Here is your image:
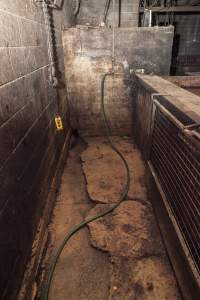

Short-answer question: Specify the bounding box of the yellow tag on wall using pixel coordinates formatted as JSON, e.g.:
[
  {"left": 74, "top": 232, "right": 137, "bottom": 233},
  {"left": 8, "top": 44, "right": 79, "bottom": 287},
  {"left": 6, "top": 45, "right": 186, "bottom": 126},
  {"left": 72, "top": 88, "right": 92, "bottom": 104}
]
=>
[{"left": 55, "top": 116, "right": 64, "bottom": 131}]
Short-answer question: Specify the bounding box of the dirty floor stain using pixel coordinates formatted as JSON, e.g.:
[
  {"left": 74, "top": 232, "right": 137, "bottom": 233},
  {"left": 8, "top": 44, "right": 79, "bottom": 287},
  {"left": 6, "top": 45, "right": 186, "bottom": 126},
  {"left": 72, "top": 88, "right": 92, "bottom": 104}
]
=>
[{"left": 43, "top": 136, "right": 181, "bottom": 300}]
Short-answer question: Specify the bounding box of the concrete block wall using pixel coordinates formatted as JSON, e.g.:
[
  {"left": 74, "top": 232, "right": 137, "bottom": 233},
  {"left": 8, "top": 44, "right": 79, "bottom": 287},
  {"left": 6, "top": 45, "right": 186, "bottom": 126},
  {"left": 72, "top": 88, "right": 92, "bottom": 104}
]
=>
[
  {"left": 77, "top": 0, "right": 139, "bottom": 27},
  {"left": 0, "top": 1, "right": 74, "bottom": 299}
]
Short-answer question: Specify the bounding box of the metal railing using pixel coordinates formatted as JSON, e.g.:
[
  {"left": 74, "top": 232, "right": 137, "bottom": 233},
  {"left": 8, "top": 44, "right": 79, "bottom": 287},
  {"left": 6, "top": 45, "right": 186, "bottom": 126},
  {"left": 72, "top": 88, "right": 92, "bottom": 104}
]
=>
[{"left": 149, "top": 99, "right": 200, "bottom": 274}]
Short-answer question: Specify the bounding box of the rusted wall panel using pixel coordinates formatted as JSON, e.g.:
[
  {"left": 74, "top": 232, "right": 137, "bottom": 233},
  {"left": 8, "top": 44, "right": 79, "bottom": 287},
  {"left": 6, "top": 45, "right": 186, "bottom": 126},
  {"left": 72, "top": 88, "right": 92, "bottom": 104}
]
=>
[{"left": 63, "top": 26, "right": 174, "bottom": 136}]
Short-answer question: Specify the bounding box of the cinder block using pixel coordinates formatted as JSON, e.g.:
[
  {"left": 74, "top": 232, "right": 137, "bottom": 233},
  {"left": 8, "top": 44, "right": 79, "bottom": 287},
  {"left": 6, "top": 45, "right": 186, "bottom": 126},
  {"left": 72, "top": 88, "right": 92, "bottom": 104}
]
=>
[
  {"left": 0, "top": 48, "right": 15, "bottom": 86},
  {"left": 23, "top": 47, "right": 37, "bottom": 74},
  {"left": 0, "top": 119, "right": 14, "bottom": 167},
  {"left": 8, "top": 48, "right": 27, "bottom": 79},
  {"left": 19, "top": 18, "right": 45, "bottom": 47},
  {"left": 22, "top": 46, "right": 49, "bottom": 75},
  {"left": 0, "top": 10, "right": 21, "bottom": 47},
  {"left": 0, "top": 76, "right": 29, "bottom": 125},
  {"left": 34, "top": 46, "right": 49, "bottom": 68},
  {"left": 29, "top": 69, "right": 48, "bottom": 114},
  {"left": 0, "top": 0, "right": 18, "bottom": 14}
]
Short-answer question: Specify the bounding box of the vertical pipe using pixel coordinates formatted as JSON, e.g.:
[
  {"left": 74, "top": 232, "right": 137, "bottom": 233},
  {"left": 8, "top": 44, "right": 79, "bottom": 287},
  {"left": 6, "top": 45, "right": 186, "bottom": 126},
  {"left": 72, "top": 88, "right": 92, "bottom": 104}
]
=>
[
  {"left": 112, "top": 0, "right": 116, "bottom": 72},
  {"left": 149, "top": 9, "right": 152, "bottom": 27},
  {"left": 118, "top": 0, "right": 121, "bottom": 27},
  {"left": 103, "top": 0, "right": 111, "bottom": 24}
]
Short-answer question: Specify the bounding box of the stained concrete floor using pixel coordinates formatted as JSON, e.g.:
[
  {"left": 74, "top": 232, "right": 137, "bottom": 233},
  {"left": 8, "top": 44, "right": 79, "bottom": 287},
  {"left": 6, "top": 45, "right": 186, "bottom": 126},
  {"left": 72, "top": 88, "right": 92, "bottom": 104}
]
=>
[{"left": 43, "top": 136, "right": 181, "bottom": 300}]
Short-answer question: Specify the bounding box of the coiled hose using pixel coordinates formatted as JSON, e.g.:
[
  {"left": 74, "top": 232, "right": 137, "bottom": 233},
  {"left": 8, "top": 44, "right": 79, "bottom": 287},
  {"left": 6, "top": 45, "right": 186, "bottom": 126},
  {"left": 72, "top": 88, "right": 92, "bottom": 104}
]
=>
[{"left": 42, "top": 72, "right": 131, "bottom": 300}]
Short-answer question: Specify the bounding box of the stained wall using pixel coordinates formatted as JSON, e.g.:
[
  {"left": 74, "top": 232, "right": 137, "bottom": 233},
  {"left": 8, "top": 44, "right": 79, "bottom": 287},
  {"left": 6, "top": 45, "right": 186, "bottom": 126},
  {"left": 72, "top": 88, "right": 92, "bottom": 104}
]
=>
[{"left": 0, "top": 1, "right": 74, "bottom": 298}]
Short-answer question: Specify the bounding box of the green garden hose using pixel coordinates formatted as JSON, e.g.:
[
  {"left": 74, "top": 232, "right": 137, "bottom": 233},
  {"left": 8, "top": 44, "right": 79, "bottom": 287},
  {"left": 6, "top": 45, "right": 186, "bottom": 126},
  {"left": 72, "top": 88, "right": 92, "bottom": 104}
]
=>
[{"left": 42, "top": 72, "right": 131, "bottom": 300}]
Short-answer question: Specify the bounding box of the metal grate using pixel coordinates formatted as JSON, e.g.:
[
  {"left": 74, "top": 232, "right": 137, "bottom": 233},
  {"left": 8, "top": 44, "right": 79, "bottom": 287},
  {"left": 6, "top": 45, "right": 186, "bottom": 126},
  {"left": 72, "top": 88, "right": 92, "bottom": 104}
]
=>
[{"left": 150, "top": 106, "right": 200, "bottom": 274}]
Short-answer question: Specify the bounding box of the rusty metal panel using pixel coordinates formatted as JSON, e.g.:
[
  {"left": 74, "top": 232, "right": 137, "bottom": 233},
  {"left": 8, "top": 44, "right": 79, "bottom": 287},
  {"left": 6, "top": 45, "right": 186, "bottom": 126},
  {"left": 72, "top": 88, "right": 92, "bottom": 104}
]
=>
[{"left": 63, "top": 27, "right": 174, "bottom": 136}]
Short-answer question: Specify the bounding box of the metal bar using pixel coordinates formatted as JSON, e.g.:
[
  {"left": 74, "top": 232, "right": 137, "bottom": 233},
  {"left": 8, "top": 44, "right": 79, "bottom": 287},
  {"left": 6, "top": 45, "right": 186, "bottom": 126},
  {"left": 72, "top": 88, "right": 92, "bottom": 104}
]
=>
[
  {"left": 151, "top": 144, "right": 200, "bottom": 262},
  {"left": 149, "top": 106, "right": 200, "bottom": 275},
  {"left": 118, "top": 0, "right": 121, "bottom": 27},
  {"left": 153, "top": 98, "right": 200, "bottom": 140},
  {"left": 148, "top": 161, "right": 200, "bottom": 282},
  {"left": 153, "top": 99, "right": 185, "bottom": 130},
  {"left": 152, "top": 130, "right": 200, "bottom": 215}
]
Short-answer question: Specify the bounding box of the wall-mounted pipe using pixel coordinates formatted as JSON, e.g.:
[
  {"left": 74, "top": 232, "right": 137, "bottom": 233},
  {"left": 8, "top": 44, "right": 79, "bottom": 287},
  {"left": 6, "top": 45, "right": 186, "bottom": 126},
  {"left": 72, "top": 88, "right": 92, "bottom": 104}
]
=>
[
  {"left": 42, "top": 1, "right": 58, "bottom": 87},
  {"left": 118, "top": 0, "right": 121, "bottom": 27},
  {"left": 73, "top": 0, "right": 82, "bottom": 17},
  {"left": 103, "top": 0, "right": 112, "bottom": 24},
  {"left": 103, "top": 0, "right": 122, "bottom": 28}
]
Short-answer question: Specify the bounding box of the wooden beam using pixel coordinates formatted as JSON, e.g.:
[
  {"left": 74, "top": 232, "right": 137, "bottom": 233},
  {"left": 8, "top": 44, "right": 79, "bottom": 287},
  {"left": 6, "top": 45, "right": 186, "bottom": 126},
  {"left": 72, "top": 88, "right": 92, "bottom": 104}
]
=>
[{"left": 139, "top": 6, "right": 200, "bottom": 13}]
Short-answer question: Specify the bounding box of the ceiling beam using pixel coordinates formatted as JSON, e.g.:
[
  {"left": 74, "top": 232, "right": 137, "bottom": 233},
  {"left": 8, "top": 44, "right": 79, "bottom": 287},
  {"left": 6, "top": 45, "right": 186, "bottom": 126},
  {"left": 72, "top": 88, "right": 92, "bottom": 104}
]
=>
[{"left": 139, "top": 6, "right": 200, "bottom": 13}]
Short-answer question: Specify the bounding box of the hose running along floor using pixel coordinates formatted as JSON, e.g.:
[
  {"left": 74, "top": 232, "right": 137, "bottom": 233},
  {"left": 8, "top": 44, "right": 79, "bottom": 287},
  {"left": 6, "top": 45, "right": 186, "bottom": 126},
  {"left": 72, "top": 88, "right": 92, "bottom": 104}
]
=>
[{"left": 39, "top": 136, "right": 182, "bottom": 300}]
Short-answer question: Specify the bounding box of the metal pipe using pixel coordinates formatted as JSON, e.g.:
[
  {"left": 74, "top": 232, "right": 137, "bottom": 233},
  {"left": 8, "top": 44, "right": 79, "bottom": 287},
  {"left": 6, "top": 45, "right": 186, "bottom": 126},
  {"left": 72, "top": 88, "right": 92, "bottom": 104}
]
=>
[
  {"left": 42, "top": 0, "right": 59, "bottom": 87},
  {"left": 112, "top": 0, "right": 116, "bottom": 72},
  {"left": 118, "top": 0, "right": 121, "bottom": 27},
  {"left": 103, "top": 0, "right": 112, "bottom": 24},
  {"left": 73, "top": 0, "right": 81, "bottom": 17}
]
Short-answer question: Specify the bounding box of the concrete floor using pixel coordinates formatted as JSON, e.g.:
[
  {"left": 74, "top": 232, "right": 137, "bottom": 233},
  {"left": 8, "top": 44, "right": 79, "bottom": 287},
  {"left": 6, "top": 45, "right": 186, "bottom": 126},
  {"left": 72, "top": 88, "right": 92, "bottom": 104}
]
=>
[{"left": 43, "top": 136, "right": 181, "bottom": 300}]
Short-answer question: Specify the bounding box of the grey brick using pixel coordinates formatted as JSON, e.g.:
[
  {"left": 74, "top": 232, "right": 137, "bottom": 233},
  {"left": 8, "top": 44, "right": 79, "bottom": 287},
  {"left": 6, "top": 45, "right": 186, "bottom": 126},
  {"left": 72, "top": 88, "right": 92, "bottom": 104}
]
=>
[
  {"left": 0, "top": 10, "right": 21, "bottom": 47},
  {"left": 19, "top": 18, "right": 46, "bottom": 47},
  {"left": 0, "top": 48, "right": 15, "bottom": 86},
  {"left": 0, "top": 76, "right": 29, "bottom": 125}
]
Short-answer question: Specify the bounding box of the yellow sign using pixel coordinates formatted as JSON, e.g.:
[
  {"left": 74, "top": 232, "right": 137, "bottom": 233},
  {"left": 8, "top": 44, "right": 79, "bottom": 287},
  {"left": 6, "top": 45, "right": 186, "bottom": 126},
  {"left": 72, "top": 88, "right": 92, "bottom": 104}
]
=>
[{"left": 55, "top": 116, "right": 64, "bottom": 131}]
